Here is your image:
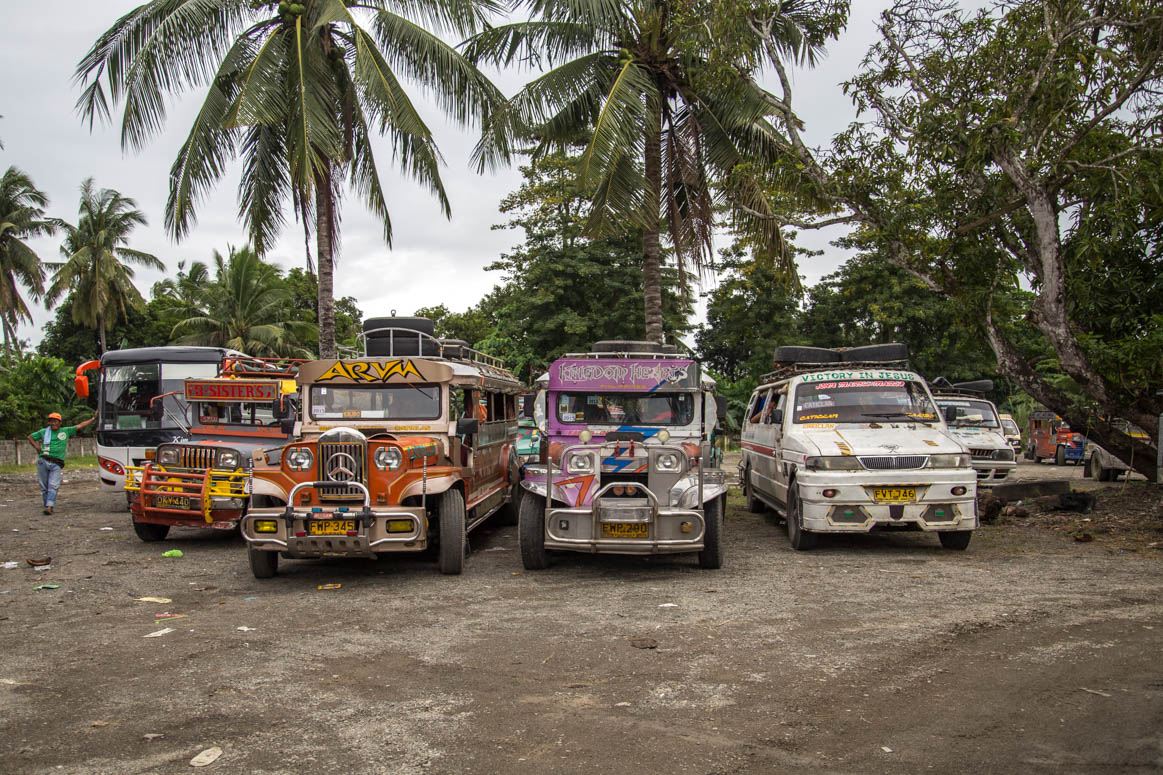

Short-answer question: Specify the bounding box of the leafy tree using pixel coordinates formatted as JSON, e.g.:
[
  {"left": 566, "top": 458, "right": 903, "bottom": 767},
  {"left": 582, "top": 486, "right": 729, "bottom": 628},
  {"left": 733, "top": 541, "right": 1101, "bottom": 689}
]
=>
[
  {"left": 414, "top": 304, "right": 495, "bottom": 346},
  {"left": 476, "top": 147, "right": 693, "bottom": 382},
  {"left": 738, "top": 0, "right": 1163, "bottom": 478},
  {"left": 171, "top": 246, "right": 317, "bottom": 357},
  {"left": 46, "top": 179, "right": 163, "bottom": 354},
  {"left": 282, "top": 268, "right": 362, "bottom": 351},
  {"left": 0, "top": 167, "right": 54, "bottom": 349},
  {"left": 466, "top": 0, "right": 840, "bottom": 342},
  {"left": 37, "top": 295, "right": 163, "bottom": 367},
  {"left": 76, "top": 0, "right": 505, "bottom": 359},
  {"left": 0, "top": 350, "right": 91, "bottom": 438}
]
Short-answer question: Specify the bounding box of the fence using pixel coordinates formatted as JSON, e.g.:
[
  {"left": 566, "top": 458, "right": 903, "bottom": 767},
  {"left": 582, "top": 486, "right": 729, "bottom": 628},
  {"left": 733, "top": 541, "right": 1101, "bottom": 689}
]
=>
[{"left": 0, "top": 437, "right": 98, "bottom": 466}]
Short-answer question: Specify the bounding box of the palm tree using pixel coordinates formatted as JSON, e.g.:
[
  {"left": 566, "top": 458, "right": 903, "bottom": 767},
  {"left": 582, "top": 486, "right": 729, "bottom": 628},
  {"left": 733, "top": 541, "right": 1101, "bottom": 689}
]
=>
[
  {"left": 46, "top": 179, "right": 164, "bottom": 353},
  {"left": 75, "top": 0, "right": 505, "bottom": 358},
  {"left": 467, "top": 0, "right": 828, "bottom": 342},
  {"left": 171, "top": 246, "right": 317, "bottom": 357},
  {"left": 0, "top": 167, "right": 53, "bottom": 350}
]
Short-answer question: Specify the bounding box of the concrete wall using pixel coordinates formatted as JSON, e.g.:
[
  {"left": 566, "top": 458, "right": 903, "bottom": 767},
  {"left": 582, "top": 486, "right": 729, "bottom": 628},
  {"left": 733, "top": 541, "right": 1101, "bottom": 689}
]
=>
[{"left": 0, "top": 437, "right": 98, "bottom": 466}]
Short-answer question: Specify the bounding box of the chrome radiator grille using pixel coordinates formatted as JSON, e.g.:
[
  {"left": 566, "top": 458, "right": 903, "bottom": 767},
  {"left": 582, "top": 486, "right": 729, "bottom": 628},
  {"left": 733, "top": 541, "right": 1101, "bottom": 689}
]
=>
[
  {"left": 176, "top": 446, "right": 214, "bottom": 470},
  {"left": 318, "top": 441, "right": 366, "bottom": 500},
  {"left": 858, "top": 455, "right": 928, "bottom": 470}
]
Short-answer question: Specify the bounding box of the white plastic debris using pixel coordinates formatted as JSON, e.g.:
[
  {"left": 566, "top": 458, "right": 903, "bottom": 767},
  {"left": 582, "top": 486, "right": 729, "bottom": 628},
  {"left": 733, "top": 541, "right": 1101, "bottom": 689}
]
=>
[
  {"left": 236, "top": 626, "right": 256, "bottom": 632},
  {"left": 190, "top": 746, "right": 223, "bottom": 766},
  {"left": 143, "top": 628, "right": 174, "bottom": 638}
]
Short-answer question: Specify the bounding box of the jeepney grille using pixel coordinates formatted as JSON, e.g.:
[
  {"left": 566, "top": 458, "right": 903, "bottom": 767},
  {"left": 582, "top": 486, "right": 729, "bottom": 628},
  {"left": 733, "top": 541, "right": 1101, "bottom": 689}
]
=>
[
  {"left": 858, "top": 455, "right": 928, "bottom": 470},
  {"left": 176, "top": 446, "right": 214, "bottom": 470},
  {"left": 969, "top": 448, "right": 993, "bottom": 459},
  {"left": 318, "top": 441, "right": 365, "bottom": 500},
  {"left": 599, "top": 472, "right": 651, "bottom": 498}
]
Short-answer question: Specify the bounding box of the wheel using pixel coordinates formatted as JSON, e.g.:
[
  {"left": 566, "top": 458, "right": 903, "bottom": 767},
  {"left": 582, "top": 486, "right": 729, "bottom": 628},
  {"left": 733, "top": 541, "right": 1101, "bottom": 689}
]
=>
[
  {"left": 1090, "top": 454, "right": 1111, "bottom": 482},
  {"left": 744, "top": 467, "right": 765, "bottom": 513},
  {"left": 785, "top": 483, "right": 817, "bottom": 550},
  {"left": 1023, "top": 444, "right": 1034, "bottom": 461},
  {"left": 698, "top": 495, "right": 724, "bottom": 569},
  {"left": 773, "top": 346, "right": 840, "bottom": 365},
  {"left": 495, "top": 461, "right": 520, "bottom": 526},
  {"left": 248, "top": 544, "right": 278, "bottom": 578},
  {"left": 132, "top": 520, "right": 169, "bottom": 542},
  {"left": 839, "top": 343, "right": 909, "bottom": 363},
  {"left": 938, "top": 530, "right": 973, "bottom": 550},
  {"left": 518, "top": 492, "right": 549, "bottom": 570},
  {"left": 437, "top": 488, "right": 466, "bottom": 575},
  {"left": 1054, "top": 446, "right": 1066, "bottom": 466}
]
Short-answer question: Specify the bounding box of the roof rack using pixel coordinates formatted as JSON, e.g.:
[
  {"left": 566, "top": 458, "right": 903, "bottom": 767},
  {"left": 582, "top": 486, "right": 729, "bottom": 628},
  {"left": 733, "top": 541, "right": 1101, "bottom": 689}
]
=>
[
  {"left": 220, "top": 356, "right": 307, "bottom": 379},
  {"left": 563, "top": 350, "right": 690, "bottom": 361},
  {"left": 358, "top": 325, "right": 508, "bottom": 370},
  {"left": 760, "top": 359, "right": 910, "bottom": 384},
  {"left": 929, "top": 377, "right": 994, "bottom": 397}
]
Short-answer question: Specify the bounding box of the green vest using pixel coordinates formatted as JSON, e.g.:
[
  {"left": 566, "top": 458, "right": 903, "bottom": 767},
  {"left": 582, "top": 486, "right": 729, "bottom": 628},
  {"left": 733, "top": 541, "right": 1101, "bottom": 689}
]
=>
[{"left": 40, "top": 425, "right": 77, "bottom": 460}]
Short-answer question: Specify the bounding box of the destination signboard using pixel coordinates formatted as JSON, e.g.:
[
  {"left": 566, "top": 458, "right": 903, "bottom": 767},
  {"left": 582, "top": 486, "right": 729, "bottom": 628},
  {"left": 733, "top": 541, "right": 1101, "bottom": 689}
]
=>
[{"left": 185, "top": 379, "right": 279, "bottom": 402}]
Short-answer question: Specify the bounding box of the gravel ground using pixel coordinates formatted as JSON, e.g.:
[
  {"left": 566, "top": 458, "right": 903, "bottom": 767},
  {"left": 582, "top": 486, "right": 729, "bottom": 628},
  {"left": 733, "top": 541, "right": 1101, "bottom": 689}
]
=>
[{"left": 1, "top": 461, "right": 1161, "bottom": 774}]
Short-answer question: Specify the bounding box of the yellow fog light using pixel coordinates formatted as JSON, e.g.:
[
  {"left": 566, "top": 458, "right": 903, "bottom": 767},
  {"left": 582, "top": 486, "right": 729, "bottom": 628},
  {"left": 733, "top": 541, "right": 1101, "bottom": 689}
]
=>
[
  {"left": 657, "top": 429, "right": 670, "bottom": 443},
  {"left": 579, "top": 429, "right": 593, "bottom": 443},
  {"left": 254, "top": 520, "right": 278, "bottom": 533},
  {"left": 680, "top": 521, "right": 693, "bottom": 534},
  {"left": 387, "top": 519, "right": 413, "bottom": 533}
]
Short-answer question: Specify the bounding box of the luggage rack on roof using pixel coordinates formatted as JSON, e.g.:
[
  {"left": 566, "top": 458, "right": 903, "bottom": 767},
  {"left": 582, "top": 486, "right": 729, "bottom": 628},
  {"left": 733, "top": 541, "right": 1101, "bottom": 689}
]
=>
[
  {"left": 563, "top": 350, "right": 688, "bottom": 361},
  {"left": 760, "top": 360, "right": 910, "bottom": 383},
  {"left": 220, "top": 356, "right": 306, "bottom": 379},
  {"left": 929, "top": 377, "right": 994, "bottom": 398},
  {"left": 358, "top": 325, "right": 508, "bottom": 370}
]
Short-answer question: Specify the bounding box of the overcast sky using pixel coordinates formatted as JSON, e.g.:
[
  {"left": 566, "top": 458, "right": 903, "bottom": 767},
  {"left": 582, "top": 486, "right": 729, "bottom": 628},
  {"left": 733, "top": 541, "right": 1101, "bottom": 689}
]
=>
[{"left": 0, "top": 1, "right": 895, "bottom": 348}]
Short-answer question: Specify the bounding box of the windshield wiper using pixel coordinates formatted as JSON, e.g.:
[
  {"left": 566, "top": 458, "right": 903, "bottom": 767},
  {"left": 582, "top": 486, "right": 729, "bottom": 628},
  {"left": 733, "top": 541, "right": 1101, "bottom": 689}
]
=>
[{"left": 861, "top": 412, "right": 937, "bottom": 424}]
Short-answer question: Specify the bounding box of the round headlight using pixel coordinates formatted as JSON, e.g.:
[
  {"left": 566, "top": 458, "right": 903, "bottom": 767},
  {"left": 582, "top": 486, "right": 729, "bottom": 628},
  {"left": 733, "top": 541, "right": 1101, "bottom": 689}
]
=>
[
  {"left": 374, "top": 446, "right": 403, "bottom": 471},
  {"left": 657, "top": 429, "right": 671, "bottom": 443},
  {"left": 656, "top": 452, "right": 680, "bottom": 472},
  {"left": 578, "top": 429, "right": 593, "bottom": 443},
  {"left": 286, "top": 447, "right": 313, "bottom": 471},
  {"left": 158, "top": 447, "right": 179, "bottom": 466},
  {"left": 216, "top": 449, "right": 241, "bottom": 469}
]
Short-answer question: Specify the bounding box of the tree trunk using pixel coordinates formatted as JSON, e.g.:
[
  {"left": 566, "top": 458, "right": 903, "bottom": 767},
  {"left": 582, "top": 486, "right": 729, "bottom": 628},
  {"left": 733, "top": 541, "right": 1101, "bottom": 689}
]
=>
[
  {"left": 98, "top": 316, "right": 107, "bottom": 354},
  {"left": 642, "top": 104, "right": 664, "bottom": 343},
  {"left": 315, "top": 162, "right": 337, "bottom": 360}
]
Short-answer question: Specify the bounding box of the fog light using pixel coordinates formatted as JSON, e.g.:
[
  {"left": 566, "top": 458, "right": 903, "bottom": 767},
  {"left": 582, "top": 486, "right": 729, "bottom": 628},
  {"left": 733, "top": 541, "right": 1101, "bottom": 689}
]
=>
[
  {"left": 680, "top": 521, "right": 692, "bottom": 534},
  {"left": 579, "top": 430, "right": 593, "bottom": 443},
  {"left": 613, "top": 485, "right": 624, "bottom": 495},
  {"left": 626, "top": 486, "right": 637, "bottom": 496},
  {"left": 822, "top": 488, "right": 837, "bottom": 498},
  {"left": 254, "top": 520, "right": 278, "bottom": 533},
  {"left": 295, "top": 530, "right": 306, "bottom": 537},
  {"left": 657, "top": 429, "right": 670, "bottom": 443},
  {"left": 951, "top": 486, "right": 967, "bottom": 496},
  {"left": 346, "top": 530, "right": 358, "bottom": 536},
  {"left": 387, "top": 519, "right": 412, "bottom": 533}
]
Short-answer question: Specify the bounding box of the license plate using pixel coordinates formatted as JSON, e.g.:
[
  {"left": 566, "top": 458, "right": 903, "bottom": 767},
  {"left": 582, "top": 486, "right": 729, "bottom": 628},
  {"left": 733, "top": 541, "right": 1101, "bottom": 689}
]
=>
[
  {"left": 600, "top": 522, "right": 649, "bottom": 539},
  {"left": 872, "top": 487, "right": 917, "bottom": 504},
  {"left": 308, "top": 519, "right": 355, "bottom": 536},
  {"left": 155, "top": 494, "right": 191, "bottom": 509}
]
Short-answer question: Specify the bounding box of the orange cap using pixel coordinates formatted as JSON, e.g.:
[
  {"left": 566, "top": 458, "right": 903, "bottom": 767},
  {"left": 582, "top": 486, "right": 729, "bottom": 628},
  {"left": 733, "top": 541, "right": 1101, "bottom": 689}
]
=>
[{"left": 47, "top": 412, "right": 63, "bottom": 421}]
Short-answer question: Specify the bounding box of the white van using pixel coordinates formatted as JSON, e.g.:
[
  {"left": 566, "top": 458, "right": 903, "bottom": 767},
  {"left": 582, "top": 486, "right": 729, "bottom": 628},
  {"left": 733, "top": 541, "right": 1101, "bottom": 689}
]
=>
[
  {"left": 931, "top": 380, "right": 1017, "bottom": 484},
  {"left": 739, "top": 345, "right": 978, "bottom": 551}
]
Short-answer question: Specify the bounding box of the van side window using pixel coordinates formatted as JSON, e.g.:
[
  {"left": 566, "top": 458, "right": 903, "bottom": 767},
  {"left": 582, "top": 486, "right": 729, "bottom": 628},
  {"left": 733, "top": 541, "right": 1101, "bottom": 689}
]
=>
[
  {"left": 749, "top": 391, "right": 768, "bottom": 424},
  {"left": 766, "top": 388, "right": 787, "bottom": 424}
]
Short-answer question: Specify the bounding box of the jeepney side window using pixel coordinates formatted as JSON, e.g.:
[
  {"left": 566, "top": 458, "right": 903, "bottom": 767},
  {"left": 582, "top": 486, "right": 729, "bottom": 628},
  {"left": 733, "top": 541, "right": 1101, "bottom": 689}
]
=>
[
  {"left": 749, "top": 390, "right": 769, "bottom": 424},
  {"left": 766, "top": 388, "right": 787, "bottom": 425},
  {"left": 450, "top": 387, "right": 465, "bottom": 420}
]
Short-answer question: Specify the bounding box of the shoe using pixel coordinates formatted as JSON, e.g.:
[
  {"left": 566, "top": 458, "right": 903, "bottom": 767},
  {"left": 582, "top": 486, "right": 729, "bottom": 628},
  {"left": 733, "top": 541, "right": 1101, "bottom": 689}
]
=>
[{"left": 43, "top": 507, "right": 52, "bottom": 515}]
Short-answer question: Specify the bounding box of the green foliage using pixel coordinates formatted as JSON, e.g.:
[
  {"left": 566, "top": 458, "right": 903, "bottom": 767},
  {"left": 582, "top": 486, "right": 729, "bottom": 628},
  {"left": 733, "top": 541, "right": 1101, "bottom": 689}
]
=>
[
  {"left": 169, "top": 246, "right": 317, "bottom": 357},
  {"left": 0, "top": 167, "right": 53, "bottom": 347},
  {"left": 0, "top": 350, "right": 91, "bottom": 438},
  {"left": 76, "top": 0, "right": 504, "bottom": 357},
  {"left": 281, "top": 268, "right": 361, "bottom": 350},
  {"left": 46, "top": 179, "right": 163, "bottom": 353}
]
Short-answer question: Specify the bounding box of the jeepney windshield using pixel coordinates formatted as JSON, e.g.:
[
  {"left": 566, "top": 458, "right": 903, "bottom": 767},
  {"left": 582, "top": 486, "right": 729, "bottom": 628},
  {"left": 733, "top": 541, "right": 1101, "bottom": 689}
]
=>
[
  {"left": 936, "top": 398, "right": 1001, "bottom": 429},
  {"left": 309, "top": 384, "right": 441, "bottom": 420},
  {"left": 101, "top": 362, "right": 219, "bottom": 430},
  {"left": 555, "top": 391, "right": 694, "bottom": 426},
  {"left": 792, "top": 379, "right": 938, "bottom": 424}
]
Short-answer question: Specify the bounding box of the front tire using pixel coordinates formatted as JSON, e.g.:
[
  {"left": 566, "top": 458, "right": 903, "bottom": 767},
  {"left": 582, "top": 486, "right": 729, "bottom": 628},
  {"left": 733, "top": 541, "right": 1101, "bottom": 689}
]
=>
[
  {"left": 438, "top": 488, "right": 466, "bottom": 575},
  {"left": 785, "top": 483, "right": 817, "bottom": 550},
  {"left": 744, "top": 467, "right": 765, "bottom": 514},
  {"left": 518, "top": 492, "right": 549, "bottom": 570},
  {"left": 248, "top": 545, "right": 278, "bottom": 578},
  {"left": 938, "top": 530, "right": 973, "bottom": 550},
  {"left": 1055, "top": 446, "right": 1066, "bottom": 466},
  {"left": 698, "top": 495, "right": 724, "bottom": 569},
  {"left": 132, "top": 520, "right": 169, "bottom": 542}
]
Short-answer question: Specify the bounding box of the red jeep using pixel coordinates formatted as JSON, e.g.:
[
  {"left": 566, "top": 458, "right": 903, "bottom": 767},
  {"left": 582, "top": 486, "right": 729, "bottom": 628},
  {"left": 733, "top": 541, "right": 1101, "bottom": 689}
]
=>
[{"left": 1025, "top": 411, "right": 1086, "bottom": 465}]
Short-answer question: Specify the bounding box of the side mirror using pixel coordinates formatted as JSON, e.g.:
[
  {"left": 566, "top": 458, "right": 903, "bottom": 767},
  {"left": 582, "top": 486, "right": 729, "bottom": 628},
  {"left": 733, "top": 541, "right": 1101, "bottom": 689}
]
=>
[
  {"left": 714, "top": 395, "right": 728, "bottom": 422},
  {"left": 522, "top": 394, "right": 535, "bottom": 418},
  {"left": 74, "top": 375, "right": 90, "bottom": 399},
  {"left": 456, "top": 417, "right": 479, "bottom": 436},
  {"left": 943, "top": 406, "right": 958, "bottom": 424},
  {"left": 151, "top": 399, "right": 165, "bottom": 421},
  {"left": 279, "top": 417, "right": 295, "bottom": 435},
  {"left": 771, "top": 408, "right": 783, "bottom": 425}
]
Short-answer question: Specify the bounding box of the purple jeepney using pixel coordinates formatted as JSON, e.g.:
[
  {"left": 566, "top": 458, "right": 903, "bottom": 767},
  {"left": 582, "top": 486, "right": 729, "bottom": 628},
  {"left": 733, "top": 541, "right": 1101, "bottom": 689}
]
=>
[{"left": 518, "top": 341, "right": 727, "bottom": 569}]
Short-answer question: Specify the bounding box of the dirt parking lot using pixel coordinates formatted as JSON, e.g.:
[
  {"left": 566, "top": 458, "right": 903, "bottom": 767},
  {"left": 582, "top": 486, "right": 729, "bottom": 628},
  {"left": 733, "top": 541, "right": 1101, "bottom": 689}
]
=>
[{"left": 2, "top": 460, "right": 1161, "bottom": 774}]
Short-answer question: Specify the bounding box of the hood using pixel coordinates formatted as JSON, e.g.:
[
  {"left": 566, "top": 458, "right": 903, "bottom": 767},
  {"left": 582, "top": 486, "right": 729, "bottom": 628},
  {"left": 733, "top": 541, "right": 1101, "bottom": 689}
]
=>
[
  {"left": 798, "top": 425, "right": 965, "bottom": 457},
  {"left": 946, "top": 426, "right": 1008, "bottom": 448}
]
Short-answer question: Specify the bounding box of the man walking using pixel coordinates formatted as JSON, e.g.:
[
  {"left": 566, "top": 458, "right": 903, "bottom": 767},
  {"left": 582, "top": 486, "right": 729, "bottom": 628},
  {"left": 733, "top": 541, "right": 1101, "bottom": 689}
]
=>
[{"left": 28, "top": 411, "right": 95, "bottom": 515}]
